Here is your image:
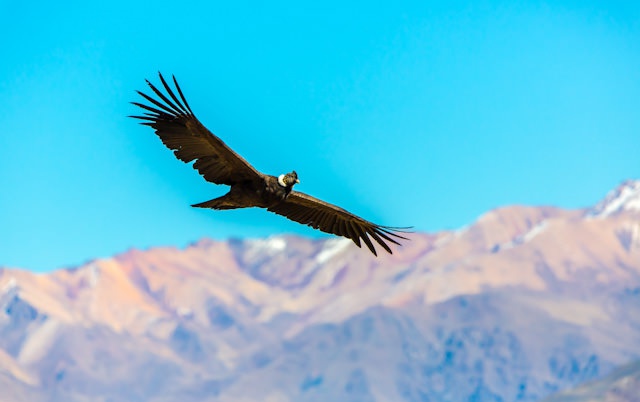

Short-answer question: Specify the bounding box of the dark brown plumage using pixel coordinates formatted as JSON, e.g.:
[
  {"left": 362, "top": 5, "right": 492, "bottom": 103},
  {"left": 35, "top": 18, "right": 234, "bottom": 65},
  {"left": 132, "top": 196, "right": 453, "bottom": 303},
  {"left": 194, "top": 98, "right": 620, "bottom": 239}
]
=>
[{"left": 131, "top": 73, "right": 409, "bottom": 256}]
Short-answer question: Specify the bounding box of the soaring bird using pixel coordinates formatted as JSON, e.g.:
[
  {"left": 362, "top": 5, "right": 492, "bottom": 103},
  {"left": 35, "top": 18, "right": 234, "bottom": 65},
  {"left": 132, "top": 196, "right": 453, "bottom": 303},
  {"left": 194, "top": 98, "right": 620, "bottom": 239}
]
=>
[{"left": 131, "top": 73, "right": 409, "bottom": 256}]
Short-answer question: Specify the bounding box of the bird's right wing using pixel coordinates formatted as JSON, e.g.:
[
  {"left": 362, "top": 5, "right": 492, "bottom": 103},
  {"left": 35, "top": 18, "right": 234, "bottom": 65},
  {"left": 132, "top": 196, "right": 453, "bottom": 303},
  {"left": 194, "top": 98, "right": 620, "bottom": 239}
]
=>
[
  {"left": 130, "top": 73, "right": 261, "bottom": 186},
  {"left": 268, "top": 191, "right": 410, "bottom": 256}
]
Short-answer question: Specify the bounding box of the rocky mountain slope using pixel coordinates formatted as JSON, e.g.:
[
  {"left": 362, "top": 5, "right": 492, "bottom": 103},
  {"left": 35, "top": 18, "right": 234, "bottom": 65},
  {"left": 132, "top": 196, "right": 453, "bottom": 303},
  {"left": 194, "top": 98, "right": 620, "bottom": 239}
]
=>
[
  {"left": 1, "top": 180, "right": 639, "bottom": 401},
  {"left": 542, "top": 359, "right": 640, "bottom": 402}
]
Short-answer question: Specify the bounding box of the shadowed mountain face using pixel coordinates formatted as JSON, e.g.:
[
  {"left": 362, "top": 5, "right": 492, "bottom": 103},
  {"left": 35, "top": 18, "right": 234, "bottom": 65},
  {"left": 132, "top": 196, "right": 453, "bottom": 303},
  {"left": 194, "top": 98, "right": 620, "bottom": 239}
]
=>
[
  {"left": 542, "top": 360, "right": 640, "bottom": 402},
  {"left": 1, "top": 180, "right": 640, "bottom": 401}
]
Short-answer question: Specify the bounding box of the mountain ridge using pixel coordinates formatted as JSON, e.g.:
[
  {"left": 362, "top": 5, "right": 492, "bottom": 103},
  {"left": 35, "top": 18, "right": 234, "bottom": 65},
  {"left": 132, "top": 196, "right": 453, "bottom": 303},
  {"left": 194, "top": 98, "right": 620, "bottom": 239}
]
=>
[{"left": 1, "top": 180, "right": 639, "bottom": 401}]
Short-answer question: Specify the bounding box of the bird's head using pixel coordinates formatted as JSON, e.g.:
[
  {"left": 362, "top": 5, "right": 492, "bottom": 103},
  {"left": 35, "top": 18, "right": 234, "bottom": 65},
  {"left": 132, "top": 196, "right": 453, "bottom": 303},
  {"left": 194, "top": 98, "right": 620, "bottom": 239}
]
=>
[{"left": 278, "top": 171, "right": 300, "bottom": 188}]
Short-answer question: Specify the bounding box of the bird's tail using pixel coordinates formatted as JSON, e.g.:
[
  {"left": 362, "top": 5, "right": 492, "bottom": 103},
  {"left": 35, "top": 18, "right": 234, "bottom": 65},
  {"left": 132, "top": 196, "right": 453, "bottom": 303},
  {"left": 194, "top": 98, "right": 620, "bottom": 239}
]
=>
[{"left": 192, "top": 195, "right": 242, "bottom": 210}]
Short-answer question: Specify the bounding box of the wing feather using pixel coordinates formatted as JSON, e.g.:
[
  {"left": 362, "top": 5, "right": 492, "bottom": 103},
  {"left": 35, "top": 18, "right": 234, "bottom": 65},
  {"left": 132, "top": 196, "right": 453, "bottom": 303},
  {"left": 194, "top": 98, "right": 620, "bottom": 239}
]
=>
[
  {"left": 130, "top": 72, "right": 261, "bottom": 186},
  {"left": 346, "top": 221, "right": 365, "bottom": 250},
  {"left": 172, "top": 75, "right": 195, "bottom": 114},
  {"left": 268, "top": 191, "right": 410, "bottom": 255},
  {"left": 159, "top": 74, "right": 188, "bottom": 112},
  {"left": 374, "top": 227, "right": 402, "bottom": 245},
  {"left": 145, "top": 82, "right": 182, "bottom": 113}
]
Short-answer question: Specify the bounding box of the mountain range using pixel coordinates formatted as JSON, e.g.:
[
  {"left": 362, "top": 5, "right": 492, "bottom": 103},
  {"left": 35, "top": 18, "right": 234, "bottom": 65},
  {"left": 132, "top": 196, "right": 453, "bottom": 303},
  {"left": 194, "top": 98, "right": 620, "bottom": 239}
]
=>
[{"left": 1, "top": 180, "right": 640, "bottom": 401}]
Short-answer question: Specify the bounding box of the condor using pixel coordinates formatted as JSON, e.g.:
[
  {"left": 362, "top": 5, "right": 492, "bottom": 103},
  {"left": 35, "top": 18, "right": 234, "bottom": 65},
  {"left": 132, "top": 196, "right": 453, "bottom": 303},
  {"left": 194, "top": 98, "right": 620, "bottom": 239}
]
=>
[{"left": 131, "top": 73, "right": 409, "bottom": 256}]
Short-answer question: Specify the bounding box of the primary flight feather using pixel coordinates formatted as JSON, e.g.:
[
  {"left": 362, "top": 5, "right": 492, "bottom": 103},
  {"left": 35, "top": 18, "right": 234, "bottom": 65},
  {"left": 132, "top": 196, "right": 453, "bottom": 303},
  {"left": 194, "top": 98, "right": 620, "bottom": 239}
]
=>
[{"left": 131, "top": 73, "right": 409, "bottom": 256}]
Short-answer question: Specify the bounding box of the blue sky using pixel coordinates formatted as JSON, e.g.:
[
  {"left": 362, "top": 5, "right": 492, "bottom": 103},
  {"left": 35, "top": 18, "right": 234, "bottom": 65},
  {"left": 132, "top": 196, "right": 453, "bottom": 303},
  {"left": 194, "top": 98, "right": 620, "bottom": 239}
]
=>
[{"left": 1, "top": 1, "right": 638, "bottom": 271}]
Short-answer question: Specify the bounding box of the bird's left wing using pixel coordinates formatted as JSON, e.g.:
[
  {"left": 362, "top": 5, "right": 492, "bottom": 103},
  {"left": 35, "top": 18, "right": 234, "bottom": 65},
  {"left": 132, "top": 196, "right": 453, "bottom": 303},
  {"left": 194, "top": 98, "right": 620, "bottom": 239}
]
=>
[
  {"left": 130, "top": 73, "right": 262, "bottom": 186},
  {"left": 268, "top": 191, "right": 410, "bottom": 256}
]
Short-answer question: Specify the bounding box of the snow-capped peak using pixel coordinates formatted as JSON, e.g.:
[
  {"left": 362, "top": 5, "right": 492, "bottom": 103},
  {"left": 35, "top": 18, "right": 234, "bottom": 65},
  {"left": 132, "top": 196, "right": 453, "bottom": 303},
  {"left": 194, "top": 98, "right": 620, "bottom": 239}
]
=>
[{"left": 587, "top": 180, "right": 640, "bottom": 217}]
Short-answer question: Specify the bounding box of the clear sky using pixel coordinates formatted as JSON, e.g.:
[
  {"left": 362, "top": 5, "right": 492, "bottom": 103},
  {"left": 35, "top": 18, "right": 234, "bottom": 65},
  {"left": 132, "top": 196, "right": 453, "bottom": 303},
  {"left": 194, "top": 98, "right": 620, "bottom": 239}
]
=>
[{"left": 1, "top": 1, "right": 638, "bottom": 271}]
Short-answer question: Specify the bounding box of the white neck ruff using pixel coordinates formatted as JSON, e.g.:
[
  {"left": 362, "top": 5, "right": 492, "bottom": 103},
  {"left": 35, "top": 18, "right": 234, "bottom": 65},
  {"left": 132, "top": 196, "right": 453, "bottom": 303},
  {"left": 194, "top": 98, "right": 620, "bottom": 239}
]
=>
[{"left": 278, "top": 174, "right": 286, "bottom": 187}]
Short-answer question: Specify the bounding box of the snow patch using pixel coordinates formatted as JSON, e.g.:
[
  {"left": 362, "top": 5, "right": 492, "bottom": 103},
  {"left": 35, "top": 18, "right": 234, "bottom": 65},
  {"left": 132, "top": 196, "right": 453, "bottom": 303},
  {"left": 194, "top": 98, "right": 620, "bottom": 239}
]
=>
[
  {"left": 246, "top": 236, "right": 287, "bottom": 256},
  {"left": 588, "top": 180, "right": 640, "bottom": 217},
  {"left": 521, "top": 221, "right": 548, "bottom": 243},
  {"left": 2, "top": 277, "right": 17, "bottom": 294},
  {"left": 1, "top": 277, "right": 19, "bottom": 312},
  {"left": 618, "top": 222, "right": 640, "bottom": 251},
  {"left": 266, "top": 237, "right": 287, "bottom": 251},
  {"left": 316, "top": 238, "right": 352, "bottom": 264},
  {"left": 500, "top": 221, "right": 548, "bottom": 250},
  {"left": 17, "top": 318, "right": 61, "bottom": 366}
]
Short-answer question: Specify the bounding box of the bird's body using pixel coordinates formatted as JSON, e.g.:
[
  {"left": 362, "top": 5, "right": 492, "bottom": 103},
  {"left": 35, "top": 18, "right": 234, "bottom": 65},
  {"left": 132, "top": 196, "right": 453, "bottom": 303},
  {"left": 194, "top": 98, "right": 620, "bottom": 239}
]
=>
[
  {"left": 193, "top": 173, "right": 297, "bottom": 210},
  {"left": 131, "top": 73, "right": 408, "bottom": 256}
]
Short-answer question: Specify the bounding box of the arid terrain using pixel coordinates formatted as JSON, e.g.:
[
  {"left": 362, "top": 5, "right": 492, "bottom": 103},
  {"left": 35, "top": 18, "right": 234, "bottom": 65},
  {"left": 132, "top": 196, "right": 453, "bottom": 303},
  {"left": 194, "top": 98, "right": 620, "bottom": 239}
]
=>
[{"left": 1, "top": 180, "right": 639, "bottom": 401}]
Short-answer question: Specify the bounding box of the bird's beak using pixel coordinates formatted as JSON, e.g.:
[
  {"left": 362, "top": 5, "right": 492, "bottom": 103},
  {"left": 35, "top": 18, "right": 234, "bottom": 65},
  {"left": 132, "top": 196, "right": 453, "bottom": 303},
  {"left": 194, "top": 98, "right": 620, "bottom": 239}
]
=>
[{"left": 296, "top": 179, "right": 300, "bottom": 184}]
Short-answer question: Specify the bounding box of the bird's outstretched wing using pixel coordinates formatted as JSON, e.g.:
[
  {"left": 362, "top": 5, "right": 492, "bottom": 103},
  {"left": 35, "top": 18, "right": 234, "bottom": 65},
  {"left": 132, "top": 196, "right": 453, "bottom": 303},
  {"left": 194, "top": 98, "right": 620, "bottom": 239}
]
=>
[
  {"left": 268, "top": 191, "right": 410, "bottom": 256},
  {"left": 130, "top": 73, "right": 261, "bottom": 185}
]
